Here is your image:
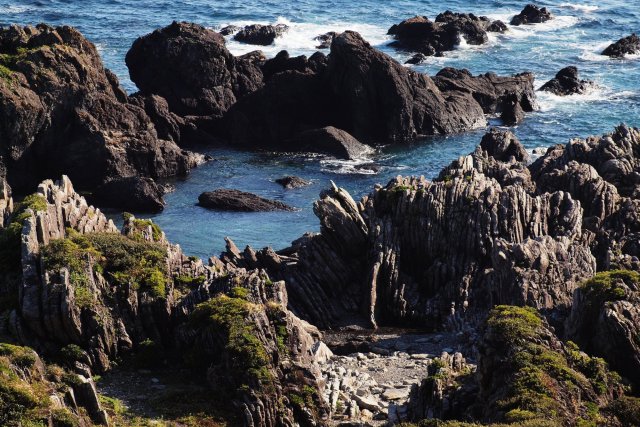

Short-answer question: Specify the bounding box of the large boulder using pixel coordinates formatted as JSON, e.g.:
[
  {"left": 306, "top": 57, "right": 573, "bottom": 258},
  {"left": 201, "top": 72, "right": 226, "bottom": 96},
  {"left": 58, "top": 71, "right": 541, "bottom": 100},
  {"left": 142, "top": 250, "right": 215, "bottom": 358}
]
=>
[
  {"left": 285, "top": 126, "right": 374, "bottom": 159},
  {"left": 387, "top": 11, "right": 504, "bottom": 56},
  {"left": 0, "top": 24, "right": 195, "bottom": 199},
  {"left": 233, "top": 24, "right": 289, "bottom": 46},
  {"left": 126, "top": 21, "right": 263, "bottom": 119},
  {"left": 602, "top": 33, "right": 640, "bottom": 58},
  {"left": 539, "top": 66, "right": 593, "bottom": 96},
  {"left": 198, "top": 189, "right": 295, "bottom": 211},
  {"left": 510, "top": 4, "right": 554, "bottom": 25},
  {"left": 90, "top": 176, "right": 166, "bottom": 213}
]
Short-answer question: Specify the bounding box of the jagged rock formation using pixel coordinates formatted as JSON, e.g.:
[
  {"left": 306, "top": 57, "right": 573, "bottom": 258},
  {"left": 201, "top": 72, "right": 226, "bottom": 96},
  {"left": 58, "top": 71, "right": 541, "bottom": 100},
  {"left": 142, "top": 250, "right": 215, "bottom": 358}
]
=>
[
  {"left": 0, "top": 175, "right": 331, "bottom": 426},
  {"left": 0, "top": 176, "right": 12, "bottom": 229},
  {"left": 567, "top": 270, "right": 640, "bottom": 387},
  {"left": 198, "top": 189, "right": 295, "bottom": 212},
  {"left": 126, "top": 21, "right": 264, "bottom": 125},
  {"left": 602, "top": 33, "right": 640, "bottom": 58},
  {"left": 285, "top": 126, "right": 374, "bottom": 160},
  {"left": 315, "top": 31, "right": 337, "bottom": 49},
  {"left": 510, "top": 4, "right": 554, "bottom": 26},
  {"left": 90, "top": 176, "right": 166, "bottom": 213},
  {"left": 234, "top": 23, "right": 289, "bottom": 45},
  {"left": 539, "top": 66, "right": 594, "bottom": 96},
  {"left": 219, "top": 126, "right": 640, "bottom": 337},
  {"left": 0, "top": 24, "right": 197, "bottom": 201},
  {"left": 227, "top": 31, "right": 536, "bottom": 148},
  {"left": 387, "top": 11, "right": 506, "bottom": 56}
]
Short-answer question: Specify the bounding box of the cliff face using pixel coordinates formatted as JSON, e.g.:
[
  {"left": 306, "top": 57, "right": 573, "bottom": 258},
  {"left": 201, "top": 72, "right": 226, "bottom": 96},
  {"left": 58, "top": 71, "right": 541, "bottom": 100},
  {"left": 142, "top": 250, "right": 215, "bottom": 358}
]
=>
[
  {"left": 0, "top": 24, "right": 197, "bottom": 197},
  {"left": 0, "top": 175, "right": 329, "bottom": 426}
]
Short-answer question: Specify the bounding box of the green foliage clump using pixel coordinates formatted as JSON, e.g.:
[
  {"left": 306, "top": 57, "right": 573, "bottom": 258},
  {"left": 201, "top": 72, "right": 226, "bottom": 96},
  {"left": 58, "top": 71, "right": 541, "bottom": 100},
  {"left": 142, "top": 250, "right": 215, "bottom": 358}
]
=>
[
  {"left": 133, "top": 338, "right": 164, "bottom": 368},
  {"left": 190, "top": 295, "right": 273, "bottom": 392},
  {"left": 607, "top": 396, "right": 640, "bottom": 425},
  {"left": 0, "top": 193, "right": 47, "bottom": 275},
  {"left": 487, "top": 305, "right": 542, "bottom": 342},
  {"left": 229, "top": 287, "right": 249, "bottom": 300},
  {"left": 58, "top": 344, "right": 86, "bottom": 365},
  {"left": 581, "top": 269, "right": 639, "bottom": 302},
  {"left": 0, "top": 353, "right": 47, "bottom": 426},
  {"left": 42, "top": 230, "right": 169, "bottom": 299},
  {"left": 266, "top": 302, "right": 288, "bottom": 354},
  {"left": 132, "top": 218, "right": 163, "bottom": 241},
  {"left": 0, "top": 344, "right": 36, "bottom": 368},
  {"left": 175, "top": 275, "right": 206, "bottom": 288}
]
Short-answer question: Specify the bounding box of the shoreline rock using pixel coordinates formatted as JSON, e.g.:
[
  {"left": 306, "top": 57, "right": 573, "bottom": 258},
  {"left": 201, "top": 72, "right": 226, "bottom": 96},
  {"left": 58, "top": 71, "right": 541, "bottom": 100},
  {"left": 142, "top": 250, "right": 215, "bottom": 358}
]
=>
[
  {"left": 510, "top": 4, "right": 553, "bottom": 26},
  {"left": 602, "top": 33, "right": 640, "bottom": 58},
  {"left": 539, "top": 66, "right": 594, "bottom": 96},
  {"left": 234, "top": 23, "right": 289, "bottom": 45},
  {"left": 198, "top": 189, "right": 295, "bottom": 211},
  {"left": 276, "top": 176, "right": 311, "bottom": 189}
]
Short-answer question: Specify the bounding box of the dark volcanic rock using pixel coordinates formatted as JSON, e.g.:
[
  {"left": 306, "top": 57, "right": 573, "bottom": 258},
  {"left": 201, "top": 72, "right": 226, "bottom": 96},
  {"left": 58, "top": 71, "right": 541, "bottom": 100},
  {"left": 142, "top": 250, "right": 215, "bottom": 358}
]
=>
[
  {"left": 227, "top": 31, "right": 537, "bottom": 148},
  {"left": 388, "top": 11, "right": 503, "bottom": 56},
  {"left": 480, "top": 128, "right": 529, "bottom": 162},
  {"left": 486, "top": 20, "right": 508, "bottom": 32},
  {"left": 276, "top": 176, "right": 311, "bottom": 189},
  {"left": 540, "top": 66, "right": 593, "bottom": 96},
  {"left": 602, "top": 33, "right": 640, "bottom": 58},
  {"left": 314, "top": 31, "right": 337, "bottom": 49},
  {"left": 91, "top": 176, "right": 165, "bottom": 213},
  {"left": 219, "top": 24, "right": 240, "bottom": 36},
  {"left": 234, "top": 23, "right": 289, "bottom": 45},
  {"left": 510, "top": 4, "right": 553, "bottom": 25},
  {"left": 0, "top": 24, "right": 195, "bottom": 199},
  {"left": 405, "top": 53, "right": 427, "bottom": 64},
  {"left": 198, "top": 189, "right": 294, "bottom": 211},
  {"left": 285, "top": 126, "right": 373, "bottom": 159},
  {"left": 126, "top": 21, "right": 263, "bottom": 119}
]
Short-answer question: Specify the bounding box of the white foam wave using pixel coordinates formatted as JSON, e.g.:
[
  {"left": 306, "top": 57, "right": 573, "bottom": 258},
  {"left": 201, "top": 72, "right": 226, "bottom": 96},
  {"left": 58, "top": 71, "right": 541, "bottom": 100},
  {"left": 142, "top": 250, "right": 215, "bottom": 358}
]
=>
[
  {"left": 559, "top": 3, "right": 599, "bottom": 13},
  {"left": 218, "top": 16, "right": 390, "bottom": 57},
  {"left": 319, "top": 157, "right": 380, "bottom": 175},
  {"left": 537, "top": 84, "right": 635, "bottom": 112},
  {"left": 505, "top": 15, "right": 580, "bottom": 39},
  {"left": 0, "top": 5, "right": 29, "bottom": 14}
]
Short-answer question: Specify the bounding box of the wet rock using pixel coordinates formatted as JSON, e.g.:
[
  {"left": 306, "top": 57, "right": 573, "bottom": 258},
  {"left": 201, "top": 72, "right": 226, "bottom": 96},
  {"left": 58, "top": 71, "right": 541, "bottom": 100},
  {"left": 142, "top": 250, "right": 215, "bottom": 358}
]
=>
[
  {"left": 510, "top": 4, "right": 554, "bottom": 25},
  {"left": 602, "top": 33, "right": 640, "bottom": 58},
  {"left": 286, "top": 126, "right": 374, "bottom": 159},
  {"left": 276, "top": 176, "right": 311, "bottom": 189},
  {"left": 126, "top": 21, "right": 263, "bottom": 119},
  {"left": 234, "top": 23, "right": 289, "bottom": 45},
  {"left": 388, "top": 11, "right": 504, "bottom": 56},
  {"left": 91, "top": 176, "right": 166, "bottom": 213},
  {"left": 0, "top": 24, "right": 194, "bottom": 197},
  {"left": 315, "top": 31, "right": 337, "bottom": 49},
  {"left": 479, "top": 128, "right": 529, "bottom": 162},
  {"left": 405, "top": 53, "right": 427, "bottom": 64},
  {"left": 198, "top": 189, "right": 295, "bottom": 211},
  {"left": 500, "top": 93, "right": 525, "bottom": 125},
  {"left": 219, "top": 24, "right": 240, "bottom": 36},
  {"left": 487, "top": 20, "right": 508, "bottom": 32},
  {"left": 539, "top": 66, "right": 594, "bottom": 96}
]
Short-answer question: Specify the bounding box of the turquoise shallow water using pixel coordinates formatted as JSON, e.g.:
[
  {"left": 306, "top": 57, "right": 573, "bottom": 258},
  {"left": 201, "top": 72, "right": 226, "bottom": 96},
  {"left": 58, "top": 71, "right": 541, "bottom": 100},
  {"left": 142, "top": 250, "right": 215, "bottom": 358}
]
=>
[{"left": 1, "top": 1, "right": 638, "bottom": 258}]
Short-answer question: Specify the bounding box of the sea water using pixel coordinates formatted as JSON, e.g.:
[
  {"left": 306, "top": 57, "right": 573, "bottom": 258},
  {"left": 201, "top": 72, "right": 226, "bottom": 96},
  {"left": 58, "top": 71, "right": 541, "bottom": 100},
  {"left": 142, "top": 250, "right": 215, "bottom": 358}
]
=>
[{"left": 1, "top": 0, "right": 638, "bottom": 258}]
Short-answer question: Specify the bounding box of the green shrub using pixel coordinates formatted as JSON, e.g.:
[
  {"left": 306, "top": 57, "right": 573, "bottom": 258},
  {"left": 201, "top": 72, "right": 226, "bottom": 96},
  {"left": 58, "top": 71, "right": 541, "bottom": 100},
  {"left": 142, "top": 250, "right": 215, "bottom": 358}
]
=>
[
  {"left": 132, "top": 219, "right": 163, "bottom": 241},
  {"left": 59, "top": 344, "right": 86, "bottom": 365},
  {"left": 230, "top": 287, "right": 249, "bottom": 300},
  {"left": 0, "top": 344, "right": 36, "bottom": 368},
  {"left": 581, "top": 269, "right": 639, "bottom": 302}
]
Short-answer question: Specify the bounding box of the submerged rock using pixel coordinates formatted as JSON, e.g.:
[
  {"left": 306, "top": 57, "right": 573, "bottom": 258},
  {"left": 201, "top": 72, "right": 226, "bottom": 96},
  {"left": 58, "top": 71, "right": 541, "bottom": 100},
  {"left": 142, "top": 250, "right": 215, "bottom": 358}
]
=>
[
  {"left": 602, "top": 33, "right": 640, "bottom": 58},
  {"left": 510, "top": 4, "right": 554, "bottom": 25},
  {"left": 234, "top": 23, "right": 289, "bottom": 45},
  {"left": 539, "top": 66, "right": 594, "bottom": 96},
  {"left": 276, "top": 176, "right": 311, "bottom": 189},
  {"left": 198, "top": 189, "right": 295, "bottom": 211}
]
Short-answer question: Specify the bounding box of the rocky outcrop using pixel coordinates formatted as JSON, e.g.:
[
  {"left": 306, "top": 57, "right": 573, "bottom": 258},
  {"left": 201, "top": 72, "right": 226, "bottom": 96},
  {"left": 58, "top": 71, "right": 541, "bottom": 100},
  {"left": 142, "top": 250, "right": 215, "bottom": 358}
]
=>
[
  {"left": 387, "top": 11, "right": 506, "bottom": 57},
  {"left": 276, "top": 176, "right": 311, "bottom": 189},
  {"left": 602, "top": 33, "right": 640, "bottom": 58},
  {"left": 0, "top": 24, "right": 196, "bottom": 198},
  {"left": 285, "top": 126, "right": 374, "bottom": 159},
  {"left": 315, "top": 31, "right": 337, "bottom": 49},
  {"left": 0, "top": 176, "right": 12, "bottom": 229},
  {"left": 234, "top": 23, "right": 289, "bottom": 45},
  {"left": 227, "top": 31, "right": 537, "bottom": 148},
  {"left": 198, "top": 189, "right": 295, "bottom": 211},
  {"left": 566, "top": 270, "right": 640, "bottom": 387},
  {"left": 90, "top": 176, "right": 166, "bottom": 213},
  {"left": 540, "top": 66, "right": 594, "bottom": 96},
  {"left": 510, "top": 4, "right": 554, "bottom": 26},
  {"left": 126, "top": 22, "right": 263, "bottom": 121}
]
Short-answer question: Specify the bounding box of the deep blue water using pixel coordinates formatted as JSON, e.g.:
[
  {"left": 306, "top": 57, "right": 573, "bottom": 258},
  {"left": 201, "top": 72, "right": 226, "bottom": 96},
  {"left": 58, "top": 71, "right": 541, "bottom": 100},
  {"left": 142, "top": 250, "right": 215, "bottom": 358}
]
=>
[{"left": 2, "top": 1, "right": 639, "bottom": 259}]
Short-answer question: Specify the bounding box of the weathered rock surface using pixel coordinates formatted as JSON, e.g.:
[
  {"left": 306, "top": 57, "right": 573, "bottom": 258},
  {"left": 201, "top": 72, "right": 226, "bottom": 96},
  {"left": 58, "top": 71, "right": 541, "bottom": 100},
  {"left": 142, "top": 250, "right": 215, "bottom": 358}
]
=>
[
  {"left": 198, "top": 189, "right": 295, "bottom": 212},
  {"left": 285, "top": 126, "right": 374, "bottom": 159},
  {"left": 233, "top": 23, "right": 289, "bottom": 45},
  {"left": 387, "top": 11, "right": 505, "bottom": 56},
  {"left": 510, "top": 4, "right": 554, "bottom": 26},
  {"left": 602, "top": 33, "right": 640, "bottom": 58},
  {"left": 126, "top": 22, "right": 263, "bottom": 120},
  {"left": 276, "top": 176, "right": 311, "bottom": 189},
  {"left": 90, "top": 176, "right": 166, "bottom": 213},
  {"left": 227, "top": 31, "right": 537, "bottom": 148},
  {"left": 315, "top": 31, "right": 337, "bottom": 49},
  {"left": 540, "top": 66, "right": 594, "bottom": 96},
  {"left": 0, "top": 24, "right": 196, "bottom": 198}
]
